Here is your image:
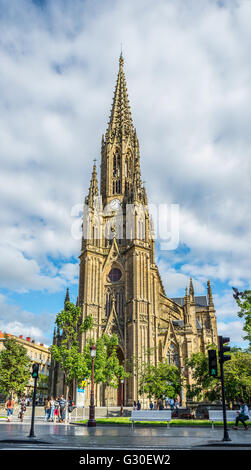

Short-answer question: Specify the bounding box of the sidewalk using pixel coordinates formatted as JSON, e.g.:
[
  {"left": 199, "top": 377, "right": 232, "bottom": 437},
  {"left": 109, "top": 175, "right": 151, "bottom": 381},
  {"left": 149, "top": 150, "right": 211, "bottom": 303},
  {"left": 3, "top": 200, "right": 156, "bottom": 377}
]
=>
[{"left": 0, "top": 420, "right": 250, "bottom": 450}]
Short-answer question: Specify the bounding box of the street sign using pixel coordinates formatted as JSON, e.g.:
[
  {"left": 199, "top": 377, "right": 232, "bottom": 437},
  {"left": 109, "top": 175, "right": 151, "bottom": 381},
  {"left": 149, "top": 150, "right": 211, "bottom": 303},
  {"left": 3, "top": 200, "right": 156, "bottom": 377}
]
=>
[{"left": 76, "top": 387, "right": 85, "bottom": 407}]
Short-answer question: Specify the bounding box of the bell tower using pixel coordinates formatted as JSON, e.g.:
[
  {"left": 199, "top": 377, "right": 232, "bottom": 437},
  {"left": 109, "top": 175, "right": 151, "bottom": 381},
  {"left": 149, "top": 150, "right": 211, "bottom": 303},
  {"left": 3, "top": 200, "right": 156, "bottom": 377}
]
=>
[
  {"left": 77, "top": 55, "right": 218, "bottom": 407},
  {"left": 78, "top": 55, "right": 157, "bottom": 405},
  {"left": 100, "top": 54, "right": 146, "bottom": 207}
]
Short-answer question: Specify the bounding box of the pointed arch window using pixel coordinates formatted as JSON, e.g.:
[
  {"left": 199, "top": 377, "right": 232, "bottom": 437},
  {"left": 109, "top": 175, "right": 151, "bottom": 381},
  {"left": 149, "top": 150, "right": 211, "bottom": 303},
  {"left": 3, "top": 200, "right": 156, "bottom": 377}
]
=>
[
  {"left": 92, "top": 225, "right": 99, "bottom": 247},
  {"left": 167, "top": 343, "right": 179, "bottom": 367}
]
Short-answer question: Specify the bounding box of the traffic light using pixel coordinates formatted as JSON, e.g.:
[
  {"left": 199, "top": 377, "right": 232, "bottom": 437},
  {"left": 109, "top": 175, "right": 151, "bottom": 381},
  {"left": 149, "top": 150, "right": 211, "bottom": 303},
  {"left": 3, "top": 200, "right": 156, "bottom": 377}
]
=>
[
  {"left": 208, "top": 349, "right": 218, "bottom": 377},
  {"left": 31, "top": 363, "right": 39, "bottom": 379},
  {"left": 218, "top": 336, "right": 231, "bottom": 363}
]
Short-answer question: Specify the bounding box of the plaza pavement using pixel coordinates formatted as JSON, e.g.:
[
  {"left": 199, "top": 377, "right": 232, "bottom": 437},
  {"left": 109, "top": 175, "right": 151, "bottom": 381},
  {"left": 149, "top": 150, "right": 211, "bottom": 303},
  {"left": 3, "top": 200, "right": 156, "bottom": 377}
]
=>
[{"left": 0, "top": 418, "right": 250, "bottom": 450}]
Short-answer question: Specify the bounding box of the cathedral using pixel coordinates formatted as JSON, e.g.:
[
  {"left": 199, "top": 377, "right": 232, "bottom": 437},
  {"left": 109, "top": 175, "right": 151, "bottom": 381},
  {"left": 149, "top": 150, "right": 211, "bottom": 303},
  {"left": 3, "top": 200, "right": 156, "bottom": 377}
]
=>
[{"left": 50, "top": 55, "right": 218, "bottom": 406}]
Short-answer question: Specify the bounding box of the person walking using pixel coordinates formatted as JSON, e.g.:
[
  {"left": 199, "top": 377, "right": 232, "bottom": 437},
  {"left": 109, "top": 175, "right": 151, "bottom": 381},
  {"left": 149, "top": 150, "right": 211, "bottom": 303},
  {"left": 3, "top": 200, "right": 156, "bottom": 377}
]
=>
[
  {"left": 67, "top": 396, "right": 73, "bottom": 423},
  {"left": 136, "top": 400, "right": 141, "bottom": 410},
  {"left": 133, "top": 401, "right": 137, "bottom": 410},
  {"left": 233, "top": 399, "right": 249, "bottom": 430},
  {"left": 59, "top": 394, "right": 66, "bottom": 423},
  {"left": 18, "top": 397, "right": 26, "bottom": 422},
  {"left": 5, "top": 396, "right": 15, "bottom": 422},
  {"left": 49, "top": 396, "right": 55, "bottom": 422},
  {"left": 174, "top": 397, "right": 179, "bottom": 411},
  {"left": 153, "top": 401, "right": 158, "bottom": 410},
  {"left": 158, "top": 399, "right": 164, "bottom": 410},
  {"left": 149, "top": 400, "right": 154, "bottom": 410},
  {"left": 44, "top": 397, "right": 50, "bottom": 421},
  {"left": 169, "top": 397, "right": 174, "bottom": 411},
  {"left": 54, "top": 397, "right": 60, "bottom": 423}
]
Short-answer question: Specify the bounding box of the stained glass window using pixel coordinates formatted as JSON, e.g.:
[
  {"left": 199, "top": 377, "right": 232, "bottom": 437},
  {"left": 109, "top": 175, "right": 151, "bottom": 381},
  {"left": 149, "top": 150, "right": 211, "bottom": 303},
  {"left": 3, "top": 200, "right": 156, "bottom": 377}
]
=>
[{"left": 108, "top": 268, "right": 122, "bottom": 282}]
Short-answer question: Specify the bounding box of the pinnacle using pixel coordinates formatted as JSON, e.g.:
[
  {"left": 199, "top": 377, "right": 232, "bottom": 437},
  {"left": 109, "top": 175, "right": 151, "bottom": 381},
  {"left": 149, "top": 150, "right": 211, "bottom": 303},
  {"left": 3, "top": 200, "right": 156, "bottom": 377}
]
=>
[{"left": 106, "top": 55, "right": 134, "bottom": 139}]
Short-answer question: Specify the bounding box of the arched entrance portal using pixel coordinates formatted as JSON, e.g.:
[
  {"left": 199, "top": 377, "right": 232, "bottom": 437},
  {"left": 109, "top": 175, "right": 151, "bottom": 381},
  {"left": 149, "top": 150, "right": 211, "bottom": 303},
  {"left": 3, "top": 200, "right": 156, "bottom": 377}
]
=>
[{"left": 117, "top": 346, "right": 125, "bottom": 406}]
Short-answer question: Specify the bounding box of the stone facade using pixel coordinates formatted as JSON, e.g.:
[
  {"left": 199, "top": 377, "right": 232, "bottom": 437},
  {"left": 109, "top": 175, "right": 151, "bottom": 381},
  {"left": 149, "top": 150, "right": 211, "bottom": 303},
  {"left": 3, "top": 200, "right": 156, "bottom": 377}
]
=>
[
  {"left": 51, "top": 55, "right": 218, "bottom": 406},
  {"left": 77, "top": 55, "right": 218, "bottom": 406}
]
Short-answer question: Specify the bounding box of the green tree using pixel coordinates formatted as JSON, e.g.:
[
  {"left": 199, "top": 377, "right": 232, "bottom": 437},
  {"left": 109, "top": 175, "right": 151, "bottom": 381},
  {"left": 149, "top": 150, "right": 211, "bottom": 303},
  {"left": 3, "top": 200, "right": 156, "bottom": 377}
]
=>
[
  {"left": 234, "top": 289, "right": 251, "bottom": 351},
  {"left": 224, "top": 350, "right": 251, "bottom": 403},
  {"left": 185, "top": 347, "right": 251, "bottom": 403},
  {"left": 138, "top": 360, "right": 182, "bottom": 402},
  {"left": 185, "top": 348, "right": 221, "bottom": 402},
  {"left": 127, "top": 348, "right": 155, "bottom": 407},
  {"left": 0, "top": 335, "right": 31, "bottom": 399},
  {"left": 50, "top": 301, "right": 93, "bottom": 422},
  {"left": 82, "top": 333, "right": 129, "bottom": 409}
]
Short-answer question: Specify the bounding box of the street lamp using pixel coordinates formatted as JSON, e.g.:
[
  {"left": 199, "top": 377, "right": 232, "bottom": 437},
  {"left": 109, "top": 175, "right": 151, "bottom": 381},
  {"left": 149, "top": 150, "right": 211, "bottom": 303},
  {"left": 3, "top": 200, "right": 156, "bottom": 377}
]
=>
[
  {"left": 88, "top": 344, "right": 96, "bottom": 427},
  {"left": 120, "top": 379, "right": 124, "bottom": 417}
]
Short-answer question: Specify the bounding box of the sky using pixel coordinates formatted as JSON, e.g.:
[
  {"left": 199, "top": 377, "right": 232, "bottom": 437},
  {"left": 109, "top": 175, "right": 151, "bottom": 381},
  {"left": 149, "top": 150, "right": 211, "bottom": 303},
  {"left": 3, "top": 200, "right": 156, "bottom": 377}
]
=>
[{"left": 0, "top": 0, "right": 250, "bottom": 348}]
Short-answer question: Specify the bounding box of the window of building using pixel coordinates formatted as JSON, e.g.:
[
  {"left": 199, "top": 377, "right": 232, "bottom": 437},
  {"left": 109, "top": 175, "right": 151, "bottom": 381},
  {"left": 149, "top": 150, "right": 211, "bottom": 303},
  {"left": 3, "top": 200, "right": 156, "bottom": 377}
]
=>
[
  {"left": 108, "top": 268, "right": 122, "bottom": 282},
  {"left": 167, "top": 343, "right": 179, "bottom": 367}
]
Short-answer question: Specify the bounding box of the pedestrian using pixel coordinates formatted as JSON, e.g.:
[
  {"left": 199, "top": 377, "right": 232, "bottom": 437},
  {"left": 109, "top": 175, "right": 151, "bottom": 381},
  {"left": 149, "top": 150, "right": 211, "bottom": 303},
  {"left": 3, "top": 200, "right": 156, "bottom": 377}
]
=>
[
  {"left": 67, "top": 396, "right": 73, "bottom": 423},
  {"left": 133, "top": 401, "right": 137, "bottom": 410},
  {"left": 59, "top": 394, "right": 66, "bottom": 423},
  {"left": 5, "top": 396, "right": 15, "bottom": 422},
  {"left": 149, "top": 400, "right": 153, "bottom": 410},
  {"left": 174, "top": 397, "right": 179, "bottom": 411},
  {"left": 153, "top": 401, "right": 158, "bottom": 410},
  {"left": 158, "top": 399, "right": 164, "bottom": 410},
  {"left": 232, "top": 399, "right": 249, "bottom": 430},
  {"left": 169, "top": 397, "right": 174, "bottom": 411},
  {"left": 44, "top": 397, "right": 50, "bottom": 421},
  {"left": 18, "top": 397, "right": 26, "bottom": 422},
  {"left": 164, "top": 397, "right": 169, "bottom": 409},
  {"left": 54, "top": 397, "right": 60, "bottom": 423},
  {"left": 136, "top": 400, "right": 141, "bottom": 410},
  {"left": 49, "top": 396, "right": 55, "bottom": 421}
]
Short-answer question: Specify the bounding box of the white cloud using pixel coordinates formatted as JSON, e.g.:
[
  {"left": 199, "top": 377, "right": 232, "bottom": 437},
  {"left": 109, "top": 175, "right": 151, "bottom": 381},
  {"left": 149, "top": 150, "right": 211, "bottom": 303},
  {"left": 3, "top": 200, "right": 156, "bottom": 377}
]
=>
[
  {"left": 0, "top": 0, "right": 250, "bottom": 346},
  {"left": 217, "top": 320, "right": 247, "bottom": 348},
  {"left": 0, "top": 321, "right": 43, "bottom": 342},
  {"left": 0, "top": 294, "right": 55, "bottom": 344}
]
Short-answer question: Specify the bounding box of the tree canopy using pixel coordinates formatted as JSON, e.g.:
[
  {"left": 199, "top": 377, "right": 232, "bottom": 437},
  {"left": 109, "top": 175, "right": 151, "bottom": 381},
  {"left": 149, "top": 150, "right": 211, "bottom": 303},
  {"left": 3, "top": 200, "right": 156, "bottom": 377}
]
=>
[
  {"left": 0, "top": 335, "right": 31, "bottom": 398},
  {"left": 82, "top": 333, "right": 128, "bottom": 388},
  {"left": 185, "top": 347, "right": 251, "bottom": 402},
  {"left": 50, "top": 301, "right": 93, "bottom": 387},
  {"left": 234, "top": 289, "right": 251, "bottom": 351},
  {"left": 138, "top": 359, "right": 182, "bottom": 401}
]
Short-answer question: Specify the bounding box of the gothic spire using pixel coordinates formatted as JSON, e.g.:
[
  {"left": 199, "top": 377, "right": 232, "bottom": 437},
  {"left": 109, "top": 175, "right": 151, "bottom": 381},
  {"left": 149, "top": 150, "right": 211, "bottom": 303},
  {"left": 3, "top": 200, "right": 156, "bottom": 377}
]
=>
[
  {"left": 86, "top": 161, "right": 99, "bottom": 208},
  {"left": 64, "top": 287, "right": 70, "bottom": 308},
  {"left": 106, "top": 54, "right": 134, "bottom": 141},
  {"left": 207, "top": 280, "right": 214, "bottom": 307},
  {"left": 189, "top": 277, "right": 195, "bottom": 303}
]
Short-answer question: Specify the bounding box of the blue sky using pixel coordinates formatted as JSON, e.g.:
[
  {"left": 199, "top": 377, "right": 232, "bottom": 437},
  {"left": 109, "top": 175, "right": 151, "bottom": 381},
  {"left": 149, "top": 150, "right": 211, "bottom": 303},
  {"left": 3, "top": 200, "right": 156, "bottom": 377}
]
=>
[{"left": 0, "top": 0, "right": 250, "bottom": 348}]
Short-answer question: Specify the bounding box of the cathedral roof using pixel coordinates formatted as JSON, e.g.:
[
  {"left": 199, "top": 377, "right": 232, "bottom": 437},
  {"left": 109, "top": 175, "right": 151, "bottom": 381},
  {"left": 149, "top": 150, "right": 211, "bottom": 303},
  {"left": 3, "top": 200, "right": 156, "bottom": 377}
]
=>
[{"left": 171, "top": 295, "right": 208, "bottom": 308}]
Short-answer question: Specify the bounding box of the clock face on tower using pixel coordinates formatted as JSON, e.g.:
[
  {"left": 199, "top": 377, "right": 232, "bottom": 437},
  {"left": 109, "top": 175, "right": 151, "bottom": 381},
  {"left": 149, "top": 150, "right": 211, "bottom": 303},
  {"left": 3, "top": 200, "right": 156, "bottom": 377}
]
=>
[{"left": 110, "top": 198, "right": 121, "bottom": 210}]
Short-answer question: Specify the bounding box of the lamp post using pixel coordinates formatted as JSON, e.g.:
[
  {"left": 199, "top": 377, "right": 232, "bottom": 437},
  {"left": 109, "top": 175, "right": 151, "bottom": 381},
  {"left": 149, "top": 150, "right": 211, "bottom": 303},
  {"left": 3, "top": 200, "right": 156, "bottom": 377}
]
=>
[
  {"left": 88, "top": 344, "right": 96, "bottom": 427},
  {"left": 28, "top": 363, "right": 39, "bottom": 438},
  {"left": 120, "top": 379, "right": 124, "bottom": 417}
]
